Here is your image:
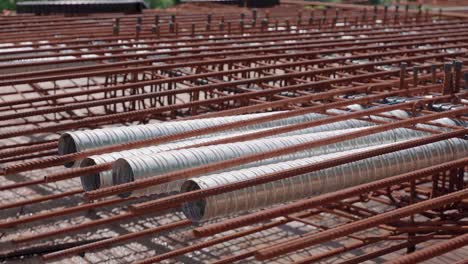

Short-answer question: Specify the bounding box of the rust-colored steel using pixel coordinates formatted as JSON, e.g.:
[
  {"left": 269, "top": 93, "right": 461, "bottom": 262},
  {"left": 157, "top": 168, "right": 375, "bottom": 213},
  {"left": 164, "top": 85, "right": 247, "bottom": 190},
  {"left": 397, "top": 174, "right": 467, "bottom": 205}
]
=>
[
  {"left": 385, "top": 233, "right": 468, "bottom": 264},
  {"left": 2, "top": 3, "right": 468, "bottom": 263},
  {"left": 41, "top": 219, "right": 191, "bottom": 261},
  {"left": 0, "top": 189, "right": 83, "bottom": 210},
  {"left": 0, "top": 196, "right": 135, "bottom": 228},
  {"left": 133, "top": 211, "right": 316, "bottom": 264},
  {"left": 13, "top": 212, "right": 136, "bottom": 244},
  {"left": 255, "top": 187, "right": 468, "bottom": 260}
]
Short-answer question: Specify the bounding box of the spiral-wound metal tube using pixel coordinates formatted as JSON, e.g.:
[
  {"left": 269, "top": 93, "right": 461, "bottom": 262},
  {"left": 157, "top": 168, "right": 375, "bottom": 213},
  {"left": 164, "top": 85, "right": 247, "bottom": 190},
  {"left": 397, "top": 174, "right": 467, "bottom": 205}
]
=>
[
  {"left": 418, "top": 117, "right": 466, "bottom": 131},
  {"left": 181, "top": 138, "right": 468, "bottom": 222},
  {"left": 61, "top": 111, "right": 370, "bottom": 167},
  {"left": 328, "top": 104, "right": 466, "bottom": 129},
  {"left": 80, "top": 129, "right": 273, "bottom": 191},
  {"left": 111, "top": 128, "right": 426, "bottom": 197},
  {"left": 327, "top": 104, "right": 411, "bottom": 123},
  {"left": 80, "top": 116, "right": 373, "bottom": 191},
  {"left": 59, "top": 112, "right": 276, "bottom": 167}
]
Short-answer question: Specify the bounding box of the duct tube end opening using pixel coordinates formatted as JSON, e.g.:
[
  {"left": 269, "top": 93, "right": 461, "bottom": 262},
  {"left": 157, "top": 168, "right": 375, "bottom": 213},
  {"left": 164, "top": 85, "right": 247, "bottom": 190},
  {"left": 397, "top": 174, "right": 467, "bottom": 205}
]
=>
[
  {"left": 181, "top": 180, "right": 206, "bottom": 222},
  {"left": 80, "top": 158, "right": 101, "bottom": 191},
  {"left": 58, "top": 133, "right": 77, "bottom": 168},
  {"left": 112, "top": 159, "right": 135, "bottom": 198}
]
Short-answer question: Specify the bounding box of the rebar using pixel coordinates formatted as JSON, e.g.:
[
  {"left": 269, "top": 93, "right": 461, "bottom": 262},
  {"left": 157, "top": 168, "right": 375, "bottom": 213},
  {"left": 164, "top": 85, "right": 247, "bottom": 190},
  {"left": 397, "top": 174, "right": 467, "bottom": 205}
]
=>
[
  {"left": 255, "top": 187, "right": 468, "bottom": 260},
  {"left": 1, "top": 2, "right": 468, "bottom": 263}
]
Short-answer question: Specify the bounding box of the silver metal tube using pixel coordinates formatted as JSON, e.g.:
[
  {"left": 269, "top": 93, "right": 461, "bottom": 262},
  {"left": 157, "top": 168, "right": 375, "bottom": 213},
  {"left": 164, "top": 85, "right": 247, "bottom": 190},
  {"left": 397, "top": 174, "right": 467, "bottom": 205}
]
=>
[
  {"left": 327, "top": 104, "right": 410, "bottom": 123},
  {"left": 62, "top": 111, "right": 370, "bottom": 167},
  {"left": 111, "top": 128, "right": 425, "bottom": 197},
  {"left": 80, "top": 128, "right": 273, "bottom": 191},
  {"left": 59, "top": 112, "right": 278, "bottom": 167},
  {"left": 80, "top": 117, "right": 373, "bottom": 190},
  {"left": 181, "top": 138, "right": 468, "bottom": 222},
  {"left": 328, "top": 104, "right": 465, "bottom": 129},
  {"left": 417, "top": 117, "right": 466, "bottom": 131}
]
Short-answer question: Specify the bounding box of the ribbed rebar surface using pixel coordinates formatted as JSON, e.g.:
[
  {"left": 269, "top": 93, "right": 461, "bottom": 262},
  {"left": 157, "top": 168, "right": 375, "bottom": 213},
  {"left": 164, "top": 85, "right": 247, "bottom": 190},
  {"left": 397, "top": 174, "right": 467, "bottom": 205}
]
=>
[{"left": 2, "top": 3, "right": 468, "bottom": 263}]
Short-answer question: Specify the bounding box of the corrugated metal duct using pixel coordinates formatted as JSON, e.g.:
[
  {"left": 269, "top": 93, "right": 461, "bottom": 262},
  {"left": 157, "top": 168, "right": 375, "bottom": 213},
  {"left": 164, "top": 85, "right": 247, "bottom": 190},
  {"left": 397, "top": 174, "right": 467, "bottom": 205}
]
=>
[
  {"left": 80, "top": 128, "right": 273, "bottom": 191},
  {"left": 80, "top": 116, "right": 373, "bottom": 191},
  {"left": 328, "top": 104, "right": 466, "bottom": 130},
  {"left": 80, "top": 117, "right": 373, "bottom": 191},
  {"left": 59, "top": 112, "right": 274, "bottom": 167},
  {"left": 418, "top": 118, "right": 466, "bottom": 131},
  {"left": 327, "top": 104, "right": 411, "bottom": 123},
  {"left": 181, "top": 138, "right": 468, "bottom": 222},
  {"left": 61, "top": 111, "right": 372, "bottom": 167},
  {"left": 111, "top": 128, "right": 426, "bottom": 197}
]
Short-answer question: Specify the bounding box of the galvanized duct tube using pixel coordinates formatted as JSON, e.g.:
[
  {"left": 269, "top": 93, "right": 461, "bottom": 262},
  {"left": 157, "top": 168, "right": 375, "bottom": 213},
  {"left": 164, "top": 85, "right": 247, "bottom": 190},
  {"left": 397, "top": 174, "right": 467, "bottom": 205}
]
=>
[
  {"left": 61, "top": 111, "right": 370, "bottom": 167},
  {"left": 181, "top": 138, "right": 468, "bottom": 222},
  {"left": 418, "top": 117, "right": 467, "bottom": 131},
  {"left": 59, "top": 112, "right": 275, "bottom": 167},
  {"left": 328, "top": 104, "right": 466, "bottom": 130},
  {"left": 81, "top": 118, "right": 373, "bottom": 191},
  {"left": 81, "top": 128, "right": 274, "bottom": 191},
  {"left": 111, "top": 128, "right": 426, "bottom": 197},
  {"left": 328, "top": 104, "right": 411, "bottom": 122}
]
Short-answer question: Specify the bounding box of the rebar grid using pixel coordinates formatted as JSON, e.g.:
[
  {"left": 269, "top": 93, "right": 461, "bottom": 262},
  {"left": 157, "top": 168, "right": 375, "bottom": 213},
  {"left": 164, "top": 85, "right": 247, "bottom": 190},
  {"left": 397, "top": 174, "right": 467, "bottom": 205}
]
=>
[{"left": 1, "top": 1, "right": 468, "bottom": 264}]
